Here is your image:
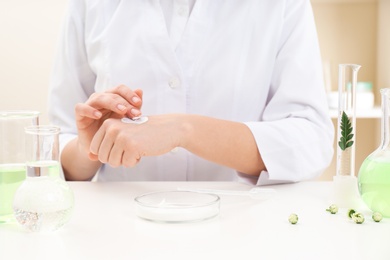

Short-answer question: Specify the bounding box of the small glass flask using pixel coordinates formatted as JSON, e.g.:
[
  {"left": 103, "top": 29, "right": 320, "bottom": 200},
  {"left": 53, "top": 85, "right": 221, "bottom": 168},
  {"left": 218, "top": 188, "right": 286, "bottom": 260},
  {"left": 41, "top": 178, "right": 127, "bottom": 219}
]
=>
[
  {"left": 13, "top": 126, "right": 74, "bottom": 232},
  {"left": 358, "top": 88, "right": 390, "bottom": 217}
]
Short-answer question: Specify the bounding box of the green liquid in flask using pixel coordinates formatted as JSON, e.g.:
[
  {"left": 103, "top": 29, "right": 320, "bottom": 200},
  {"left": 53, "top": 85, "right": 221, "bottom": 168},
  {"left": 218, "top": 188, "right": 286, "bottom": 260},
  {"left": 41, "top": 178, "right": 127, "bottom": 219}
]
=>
[
  {"left": 0, "top": 164, "right": 26, "bottom": 222},
  {"left": 358, "top": 157, "right": 390, "bottom": 217}
]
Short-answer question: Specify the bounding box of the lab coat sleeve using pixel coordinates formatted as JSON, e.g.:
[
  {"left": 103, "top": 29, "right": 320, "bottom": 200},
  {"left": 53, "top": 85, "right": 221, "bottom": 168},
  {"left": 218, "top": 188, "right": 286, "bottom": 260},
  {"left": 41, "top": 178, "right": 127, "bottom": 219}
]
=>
[
  {"left": 242, "top": 0, "right": 334, "bottom": 185},
  {"left": 47, "top": 0, "right": 96, "bottom": 154}
]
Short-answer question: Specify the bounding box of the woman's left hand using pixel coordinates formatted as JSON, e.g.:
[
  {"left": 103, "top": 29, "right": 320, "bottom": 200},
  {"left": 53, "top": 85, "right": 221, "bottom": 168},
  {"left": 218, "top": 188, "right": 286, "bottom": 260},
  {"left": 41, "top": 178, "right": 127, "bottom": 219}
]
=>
[{"left": 88, "top": 115, "right": 184, "bottom": 167}]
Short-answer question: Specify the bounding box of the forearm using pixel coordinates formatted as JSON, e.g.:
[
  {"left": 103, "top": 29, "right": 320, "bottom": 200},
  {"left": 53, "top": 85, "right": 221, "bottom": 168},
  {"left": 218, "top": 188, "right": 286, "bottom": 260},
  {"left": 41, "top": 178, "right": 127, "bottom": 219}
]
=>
[
  {"left": 178, "top": 114, "right": 265, "bottom": 176},
  {"left": 61, "top": 138, "right": 102, "bottom": 181}
]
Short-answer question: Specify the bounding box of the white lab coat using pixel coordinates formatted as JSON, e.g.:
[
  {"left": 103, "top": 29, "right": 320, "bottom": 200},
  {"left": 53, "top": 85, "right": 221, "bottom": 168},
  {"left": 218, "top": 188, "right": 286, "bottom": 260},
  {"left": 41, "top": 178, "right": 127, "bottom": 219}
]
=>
[{"left": 48, "top": 0, "right": 334, "bottom": 185}]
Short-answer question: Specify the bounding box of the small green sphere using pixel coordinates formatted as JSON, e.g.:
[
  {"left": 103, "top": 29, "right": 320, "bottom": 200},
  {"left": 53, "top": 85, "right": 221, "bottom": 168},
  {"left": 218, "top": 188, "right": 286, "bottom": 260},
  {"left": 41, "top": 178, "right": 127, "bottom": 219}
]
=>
[
  {"left": 372, "top": 212, "right": 383, "bottom": 222},
  {"left": 288, "top": 213, "right": 298, "bottom": 224},
  {"left": 352, "top": 213, "right": 365, "bottom": 224},
  {"left": 347, "top": 209, "right": 356, "bottom": 219},
  {"left": 326, "top": 204, "right": 338, "bottom": 214}
]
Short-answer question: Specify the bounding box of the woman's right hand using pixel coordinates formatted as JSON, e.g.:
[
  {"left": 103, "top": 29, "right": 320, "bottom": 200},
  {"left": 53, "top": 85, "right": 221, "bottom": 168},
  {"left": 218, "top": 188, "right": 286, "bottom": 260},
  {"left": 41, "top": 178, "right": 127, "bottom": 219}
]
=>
[{"left": 74, "top": 85, "right": 143, "bottom": 160}]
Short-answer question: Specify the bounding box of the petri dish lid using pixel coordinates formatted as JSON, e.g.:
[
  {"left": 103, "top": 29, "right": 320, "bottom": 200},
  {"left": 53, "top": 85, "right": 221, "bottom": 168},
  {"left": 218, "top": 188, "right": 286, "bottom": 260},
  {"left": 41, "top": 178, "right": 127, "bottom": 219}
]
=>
[{"left": 134, "top": 191, "right": 220, "bottom": 223}]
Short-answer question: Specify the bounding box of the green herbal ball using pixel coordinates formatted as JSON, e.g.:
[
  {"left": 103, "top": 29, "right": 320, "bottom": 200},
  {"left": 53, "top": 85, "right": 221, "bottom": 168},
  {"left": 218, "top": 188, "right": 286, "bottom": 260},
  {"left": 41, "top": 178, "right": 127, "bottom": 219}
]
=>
[
  {"left": 352, "top": 213, "right": 365, "bottom": 224},
  {"left": 347, "top": 209, "right": 356, "bottom": 219},
  {"left": 326, "top": 204, "right": 338, "bottom": 214},
  {"left": 372, "top": 212, "right": 383, "bottom": 222},
  {"left": 288, "top": 213, "right": 298, "bottom": 224}
]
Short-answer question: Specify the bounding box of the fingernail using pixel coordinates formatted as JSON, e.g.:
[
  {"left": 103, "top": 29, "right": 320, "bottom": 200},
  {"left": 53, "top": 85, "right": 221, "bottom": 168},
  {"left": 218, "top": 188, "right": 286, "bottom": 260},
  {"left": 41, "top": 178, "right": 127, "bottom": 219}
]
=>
[
  {"left": 131, "top": 108, "right": 141, "bottom": 116},
  {"left": 117, "top": 104, "right": 126, "bottom": 111},
  {"left": 94, "top": 111, "right": 102, "bottom": 118},
  {"left": 132, "top": 96, "right": 141, "bottom": 103}
]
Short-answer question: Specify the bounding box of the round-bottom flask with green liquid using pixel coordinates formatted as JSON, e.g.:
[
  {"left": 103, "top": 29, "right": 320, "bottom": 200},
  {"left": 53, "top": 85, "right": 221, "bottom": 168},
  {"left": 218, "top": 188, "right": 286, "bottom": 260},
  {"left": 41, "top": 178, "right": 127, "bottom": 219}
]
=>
[
  {"left": 358, "top": 151, "right": 390, "bottom": 217},
  {"left": 358, "top": 88, "right": 390, "bottom": 217},
  {"left": 0, "top": 164, "right": 26, "bottom": 222}
]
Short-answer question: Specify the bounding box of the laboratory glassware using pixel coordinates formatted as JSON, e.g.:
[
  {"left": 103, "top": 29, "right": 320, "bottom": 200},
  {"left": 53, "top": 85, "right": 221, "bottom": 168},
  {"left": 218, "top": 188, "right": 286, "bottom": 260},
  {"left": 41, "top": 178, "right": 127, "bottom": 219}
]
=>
[
  {"left": 13, "top": 125, "right": 74, "bottom": 231},
  {"left": 358, "top": 88, "right": 390, "bottom": 217},
  {"left": 333, "top": 64, "right": 361, "bottom": 208},
  {"left": 0, "top": 110, "right": 39, "bottom": 223}
]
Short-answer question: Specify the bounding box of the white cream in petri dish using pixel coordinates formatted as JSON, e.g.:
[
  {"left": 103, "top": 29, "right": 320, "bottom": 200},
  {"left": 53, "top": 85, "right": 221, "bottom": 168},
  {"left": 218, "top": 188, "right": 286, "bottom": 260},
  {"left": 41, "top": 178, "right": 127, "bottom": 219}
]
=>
[{"left": 134, "top": 191, "right": 220, "bottom": 223}]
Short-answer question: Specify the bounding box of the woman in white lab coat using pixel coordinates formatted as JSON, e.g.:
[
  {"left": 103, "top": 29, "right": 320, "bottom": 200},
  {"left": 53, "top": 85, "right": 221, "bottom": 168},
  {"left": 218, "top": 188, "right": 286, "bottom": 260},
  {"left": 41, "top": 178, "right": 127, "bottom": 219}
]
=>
[{"left": 48, "top": 0, "right": 334, "bottom": 185}]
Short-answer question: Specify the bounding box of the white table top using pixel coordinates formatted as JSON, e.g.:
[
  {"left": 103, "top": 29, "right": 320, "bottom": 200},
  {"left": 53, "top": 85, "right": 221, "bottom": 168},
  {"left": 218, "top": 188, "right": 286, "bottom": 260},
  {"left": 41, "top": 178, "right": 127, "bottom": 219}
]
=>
[{"left": 1, "top": 181, "right": 390, "bottom": 260}]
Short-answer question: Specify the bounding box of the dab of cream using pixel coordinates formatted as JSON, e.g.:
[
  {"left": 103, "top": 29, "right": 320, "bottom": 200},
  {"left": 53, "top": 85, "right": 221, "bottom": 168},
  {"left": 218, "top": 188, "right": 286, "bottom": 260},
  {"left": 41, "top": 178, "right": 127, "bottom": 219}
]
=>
[{"left": 121, "top": 116, "right": 149, "bottom": 125}]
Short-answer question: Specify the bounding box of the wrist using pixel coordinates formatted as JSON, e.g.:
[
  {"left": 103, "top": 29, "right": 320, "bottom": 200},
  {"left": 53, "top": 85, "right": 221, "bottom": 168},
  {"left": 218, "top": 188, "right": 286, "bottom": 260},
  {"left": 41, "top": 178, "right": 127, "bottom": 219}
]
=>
[{"left": 174, "top": 114, "right": 194, "bottom": 149}]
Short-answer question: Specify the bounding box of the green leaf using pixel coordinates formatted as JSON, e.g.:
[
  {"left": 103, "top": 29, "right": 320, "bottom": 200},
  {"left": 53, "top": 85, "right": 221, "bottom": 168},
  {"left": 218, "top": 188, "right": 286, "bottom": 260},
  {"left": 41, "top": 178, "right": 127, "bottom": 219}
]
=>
[
  {"left": 338, "top": 111, "right": 354, "bottom": 151},
  {"left": 346, "top": 141, "right": 354, "bottom": 148}
]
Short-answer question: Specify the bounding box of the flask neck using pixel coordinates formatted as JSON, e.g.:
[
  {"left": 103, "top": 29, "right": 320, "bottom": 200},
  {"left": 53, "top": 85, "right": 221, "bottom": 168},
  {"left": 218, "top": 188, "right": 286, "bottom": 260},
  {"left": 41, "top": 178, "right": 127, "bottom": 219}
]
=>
[
  {"left": 380, "top": 89, "right": 390, "bottom": 149},
  {"left": 26, "top": 161, "right": 60, "bottom": 178}
]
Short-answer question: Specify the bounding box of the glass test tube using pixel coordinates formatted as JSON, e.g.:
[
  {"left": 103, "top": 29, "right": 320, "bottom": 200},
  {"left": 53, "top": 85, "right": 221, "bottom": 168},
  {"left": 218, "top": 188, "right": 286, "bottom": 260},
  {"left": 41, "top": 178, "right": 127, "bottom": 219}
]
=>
[{"left": 336, "top": 64, "right": 361, "bottom": 177}]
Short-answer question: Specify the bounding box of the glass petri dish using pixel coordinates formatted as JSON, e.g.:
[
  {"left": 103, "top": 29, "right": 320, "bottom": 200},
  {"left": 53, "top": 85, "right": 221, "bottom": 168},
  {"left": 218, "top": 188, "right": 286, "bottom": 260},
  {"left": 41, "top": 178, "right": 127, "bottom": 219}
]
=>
[{"left": 134, "top": 191, "right": 220, "bottom": 223}]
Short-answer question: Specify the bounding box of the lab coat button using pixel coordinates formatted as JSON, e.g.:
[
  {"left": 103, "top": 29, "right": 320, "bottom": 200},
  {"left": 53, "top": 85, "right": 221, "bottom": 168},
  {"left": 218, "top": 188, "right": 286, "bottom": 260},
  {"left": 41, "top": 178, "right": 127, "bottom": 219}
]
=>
[{"left": 168, "top": 77, "right": 180, "bottom": 89}]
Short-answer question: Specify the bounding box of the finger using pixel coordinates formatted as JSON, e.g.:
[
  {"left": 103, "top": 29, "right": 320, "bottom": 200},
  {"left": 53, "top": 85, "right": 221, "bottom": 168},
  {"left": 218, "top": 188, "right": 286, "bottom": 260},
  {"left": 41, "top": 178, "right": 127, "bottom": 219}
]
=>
[
  {"left": 75, "top": 103, "right": 102, "bottom": 121},
  {"left": 128, "top": 89, "right": 144, "bottom": 118},
  {"left": 108, "top": 142, "right": 125, "bottom": 167},
  {"left": 106, "top": 85, "right": 143, "bottom": 118},
  {"left": 88, "top": 153, "right": 99, "bottom": 161},
  {"left": 106, "top": 85, "right": 142, "bottom": 108},
  {"left": 134, "top": 89, "right": 143, "bottom": 108},
  {"left": 89, "top": 124, "right": 107, "bottom": 157},
  {"left": 97, "top": 135, "right": 115, "bottom": 164},
  {"left": 122, "top": 150, "right": 141, "bottom": 168},
  {"left": 87, "top": 92, "right": 129, "bottom": 116}
]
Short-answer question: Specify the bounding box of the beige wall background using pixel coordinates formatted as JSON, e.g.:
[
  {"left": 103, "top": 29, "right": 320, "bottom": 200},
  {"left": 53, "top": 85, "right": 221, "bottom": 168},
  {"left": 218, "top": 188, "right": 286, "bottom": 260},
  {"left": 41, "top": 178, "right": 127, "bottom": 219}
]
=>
[
  {"left": 312, "top": 1, "right": 379, "bottom": 180},
  {"left": 0, "top": 0, "right": 68, "bottom": 123},
  {"left": 0, "top": 0, "right": 389, "bottom": 180},
  {"left": 312, "top": 0, "right": 390, "bottom": 180}
]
